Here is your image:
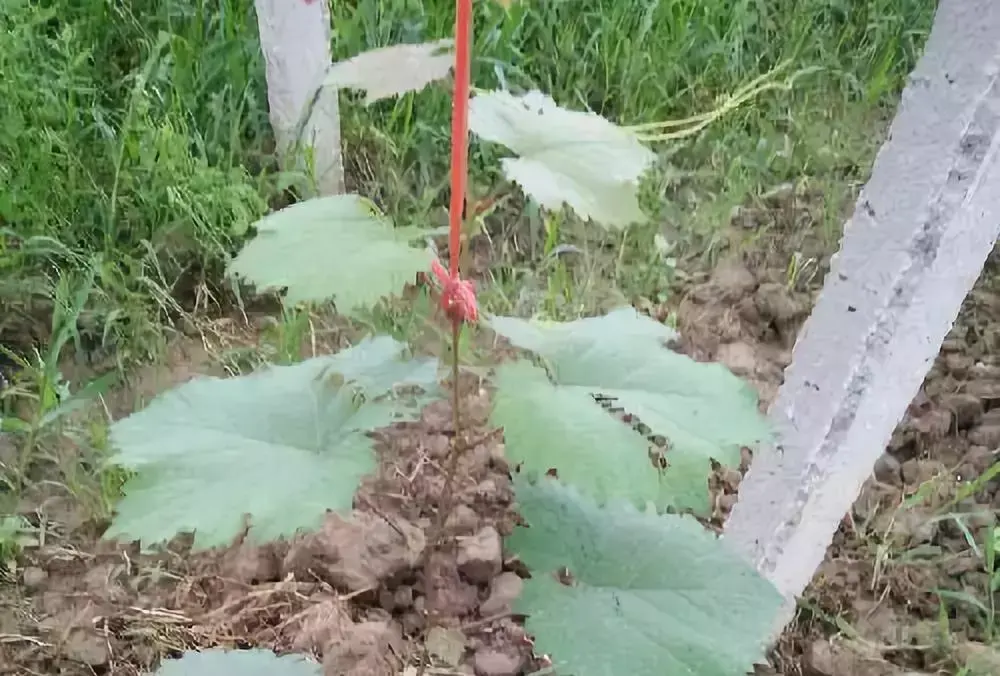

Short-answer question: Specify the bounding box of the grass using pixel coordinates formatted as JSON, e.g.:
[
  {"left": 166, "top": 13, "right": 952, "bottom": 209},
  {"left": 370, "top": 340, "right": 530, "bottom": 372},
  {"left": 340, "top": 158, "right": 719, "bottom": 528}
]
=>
[
  {"left": 329, "top": 0, "right": 932, "bottom": 318},
  {"left": 0, "top": 0, "right": 932, "bottom": 356},
  {"left": 1, "top": 0, "right": 272, "bottom": 366},
  {"left": 8, "top": 0, "right": 998, "bottom": 673}
]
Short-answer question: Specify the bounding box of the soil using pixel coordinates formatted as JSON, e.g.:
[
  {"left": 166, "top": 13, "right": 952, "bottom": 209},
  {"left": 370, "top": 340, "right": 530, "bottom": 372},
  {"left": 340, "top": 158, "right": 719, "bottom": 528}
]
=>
[
  {"left": 666, "top": 217, "right": 1000, "bottom": 675},
  {"left": 3, "top": 190, "right": 1000, "bottom": 675},
  {"left": 1, "top": 312, "right": 546, "bottom": 676}
]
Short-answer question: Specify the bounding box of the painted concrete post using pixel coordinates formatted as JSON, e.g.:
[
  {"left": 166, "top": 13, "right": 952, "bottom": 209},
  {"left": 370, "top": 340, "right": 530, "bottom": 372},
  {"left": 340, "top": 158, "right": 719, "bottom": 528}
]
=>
[
  {"left": 725, "top": 0, "right": 1000, "bottom": 631},
  {"left": 254, "top": 0, "right": 345, "bottom": 196}
]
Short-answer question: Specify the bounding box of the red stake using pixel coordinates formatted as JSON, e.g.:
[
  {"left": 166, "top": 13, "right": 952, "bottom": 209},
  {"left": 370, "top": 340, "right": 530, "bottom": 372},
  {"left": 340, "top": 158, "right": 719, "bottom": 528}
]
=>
[
  {"left": 449, "top": 0, "right": 472, "bottom": 279},
  {"left": 433, "top": 0, "right": 478, "bottom": 325}
]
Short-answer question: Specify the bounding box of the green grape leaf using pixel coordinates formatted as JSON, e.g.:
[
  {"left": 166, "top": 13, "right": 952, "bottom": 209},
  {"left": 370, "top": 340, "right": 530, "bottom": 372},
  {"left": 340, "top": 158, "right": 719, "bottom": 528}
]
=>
[
  {"left": 469, "top": 90, "right": 655, "bottom": 228},
  {"left": 153, "top": 648, "right": 321, "bottom": 675},
  {"left": 494, "top": 360, "right": 658, "bottom": 505},
  {"left": 325, "top": 40, "right": 454, "bottom": 105},
  {"left": 489, "top": 310, "right": 768, "bottom": 512},
  {"left": 510, "top": 478, "right": 781, "bottom": 676},
  {"left": 105, "top": 337, "right": 438, "bottom": 550},
  {"left": 228, "top": 194, "right": 433, "bottom": 311},
  {"left": 489, "top": 306, "right": 678, "bottom": 357}
]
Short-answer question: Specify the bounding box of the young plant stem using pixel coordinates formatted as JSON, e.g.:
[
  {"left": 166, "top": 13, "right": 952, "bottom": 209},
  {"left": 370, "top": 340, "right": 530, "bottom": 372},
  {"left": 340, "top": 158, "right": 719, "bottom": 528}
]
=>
[
  {"left": 416, "top": 0, "right": 473, "bottom": 672},
  {"left": 415, "top": 326, "right": 464, "bottom": 672},
  {"left": 431, "top": 0, "right": 473, "bottom": 549},
  {"left": 425, "top": 322, "right": 464, "bottom": 543}
]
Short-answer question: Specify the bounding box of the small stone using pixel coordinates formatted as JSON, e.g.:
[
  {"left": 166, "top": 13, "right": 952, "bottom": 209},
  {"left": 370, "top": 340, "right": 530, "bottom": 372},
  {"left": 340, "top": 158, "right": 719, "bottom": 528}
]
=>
[
  {"left": 445, "top": 504, "right": 480, "bottom": 535},
  {"left": 282, "top": 511, "right": 425, "bottom": 593},
  {"left": 393, "top": 585, "right": 414, "bottom": 609},
  {"left": 489, "top": 442, "right": 508, "bottom": 465},
  {"left": 729, "top": 205, "right": 759, "bottom": 230},
  {"left": 972, "top": 363, "right": 1000, "bottom": 379},
  {"left": 899, "top": 459, "right": 947, "bottom": 487},
  {"left": 457, "top": 527, "right": 502, "bottom": 585},
  {"left": 426, "top": 626, "right": 465, "bottom": 667},
  {"left": 21, "top": 566, "right": 47, "bottom": 590},
  {"left": 480, "top": 572, "right": 524, "bottom": 616},
  {"left": 890, "top": 508, "right": 938, "bottom": 544},
  {"left": 955, "top": 640, "right": 1000, "bottom": 673},
  {"left": 910, "top": 408, "right": 952, "bottom": 438},
  {"left": 736, "top": 296, "right": 762, "bottom": 325},
  {"left": 473, "top": 647, "right": 524, "bottom": 676},
  {"left": 965, "top": 380, "right": 1000, "bottom": 403},
  {"left": 323, "top": 620, "right": 403, "bottom": 676},
  {"left": 225, "top": 543, "right": 280, "bottom": 584},
  {"left": 968, "top": 423, "right": 1000, "bottom": 448},
  {"left": 983, "top": 408, "right": 1000, "bottom": 426},
  {"left": 941, "top": 393, "right": 983, "bottom": 429},
  {"left": 475, "top": 479, "right": 499, "bottom": 499},
  {"left": 944, "top": 353, "right": 973, "bottom": 376},
  {"left": 712, "top": 258, "right": 757, "bottom": 300},
  {"left": 378, "top": 588, "right": 396, "bottom": 612},
  {"left": 401, "top": 611, "right": 424, "bottom": 635},
  {"left": 803, "top": 638, "right": 887, "bottom": 676},
  {"left": 853, "top": 481, "right": 897, "bottom": 522},
  {"left": 965, "top": 506, "right": 995, "bottom": 532},
  {"left": 290, "top": 599, "right": 352, "bottom": 653},
  {"left": 943, "top": 551, "right": 980, "bottom": 576},
  {"left": 955, "top": 463, "right": 978, "bottom": 484},
  {"left": 761, "top": 182, "right": 795, "bottom": 207},
  {"left": 872, "top": 453, "right": 901, "bottom": 485},
  {"left": 940, "top": 338, "right": 965, "bottom": 353},
  {"left": 717, "top": 341, "right": 757, "bottom": 378},
  {"left": 962, "top": 445, "right": 996, "bottom": 474},
  {"left": 755, "top": 283, "right": 806, "bottom": 324},
  {"left": 178, "top": 315, "right": 199, "bottom": 337},
  {"left": 803, "top": 639, "right": 839, "bottom": 676},
  {"left": 900, "top": 458, "right": 921, "bottom": 486},
  {"left": 63, "top": 630, "right": 109, "bottom": 667}
]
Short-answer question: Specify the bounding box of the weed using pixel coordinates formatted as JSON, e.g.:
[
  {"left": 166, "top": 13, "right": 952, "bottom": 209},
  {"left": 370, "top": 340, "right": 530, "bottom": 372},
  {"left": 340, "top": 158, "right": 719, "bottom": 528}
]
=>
[{"left": 0, "top": 515, "right": 38, "bottom": 581}]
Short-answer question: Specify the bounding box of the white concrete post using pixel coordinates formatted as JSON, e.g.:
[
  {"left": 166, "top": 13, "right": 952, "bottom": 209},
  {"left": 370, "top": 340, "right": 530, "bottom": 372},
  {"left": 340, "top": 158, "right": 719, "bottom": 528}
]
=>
[
  {"left": 254, "top": 0, "right": 345, "bottom": 196},
  {"left": 725, "top": 0, "right": 1000, "bottom": 630}
]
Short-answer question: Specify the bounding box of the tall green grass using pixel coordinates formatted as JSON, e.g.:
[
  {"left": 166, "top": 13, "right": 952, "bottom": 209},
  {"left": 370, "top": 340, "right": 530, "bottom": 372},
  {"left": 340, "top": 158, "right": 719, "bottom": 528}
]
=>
[
  {"left": 333, "top": 0, "right": 936, "bottom": 248},
  {"left": 1, "top": 0, "right": 272, "bottom": 362},
  {"left": 2, "top": 0, "right": 937, "bottom": 360}
]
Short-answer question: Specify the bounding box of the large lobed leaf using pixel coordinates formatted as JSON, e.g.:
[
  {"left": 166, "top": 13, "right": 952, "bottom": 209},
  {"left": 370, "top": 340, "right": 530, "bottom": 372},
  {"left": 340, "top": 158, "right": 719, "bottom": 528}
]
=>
[
  {"left": 153, "top": 648, "right": 321, "bottom": 675},
  {"left": 105, "top": 337, "right": 438, "bottom": 550},
  {"left": 325, "top": 40, "right": 454, "bottom": 105},
  {"left": 469, "top": 90, "right": 655, "bottom": 228},
  {"left": 489, "top": 309, "right": 769, "bottom": 513},
  {"left": 489, "top": 306, "right": 678, "bottom": 357},
  {"left": 493, "top": 360, "right": 659, "bottom": 506},
  {"left": 510, "top": 478, "right": 781, "bottom": 676},
  {"left": 227, "top": 194, "right": 433, "bottom": 311}
]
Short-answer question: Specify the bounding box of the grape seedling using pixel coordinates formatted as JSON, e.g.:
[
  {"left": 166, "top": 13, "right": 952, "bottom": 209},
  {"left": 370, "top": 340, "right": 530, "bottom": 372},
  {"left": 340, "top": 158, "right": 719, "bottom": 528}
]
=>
[{"left": 105, "top": 2, "right": 784, "bottom": 674}]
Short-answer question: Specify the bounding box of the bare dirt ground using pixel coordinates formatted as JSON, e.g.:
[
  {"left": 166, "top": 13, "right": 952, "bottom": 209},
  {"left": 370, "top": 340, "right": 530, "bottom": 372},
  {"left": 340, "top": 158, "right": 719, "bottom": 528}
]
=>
[
  {"left": 668, "top": 192, "right": 1000, "bottom": 675},
  {"left": 1, "top": 359, "right": 538, "bottom": 675},
  {"left": 2, "top": 191, "right": 999, "bottom": 675}
]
